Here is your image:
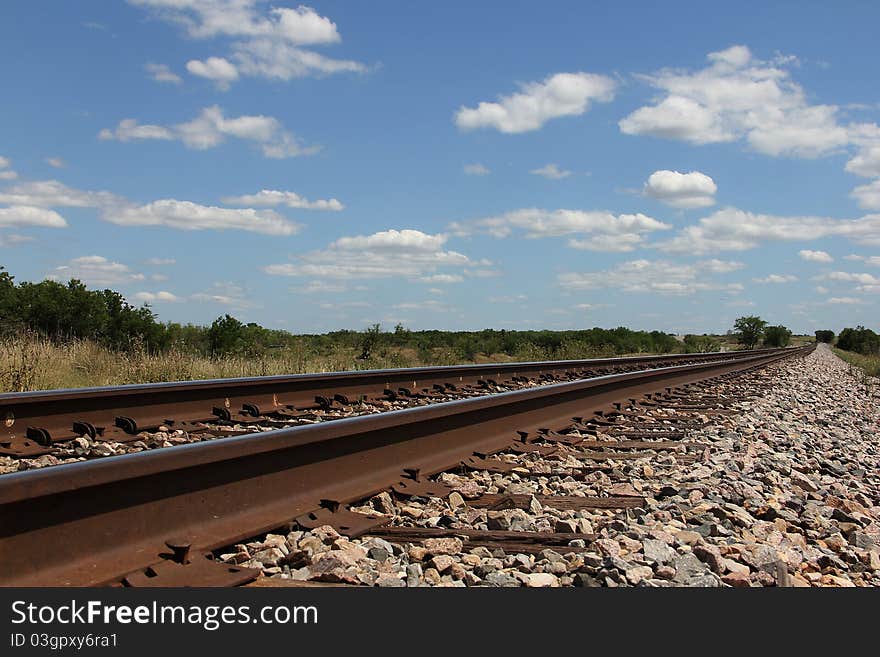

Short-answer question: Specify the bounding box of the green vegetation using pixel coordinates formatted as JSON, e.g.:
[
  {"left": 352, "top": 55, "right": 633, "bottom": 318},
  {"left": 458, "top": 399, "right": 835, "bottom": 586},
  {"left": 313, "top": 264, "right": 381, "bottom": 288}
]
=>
[
  {"left": 0, "top": 266, "right": 699, "bottom": 392},
  {"left": 763, "top": 325, "right": 792, "bottom": 347},
  {"left": 814, "top": 330, "right": 835, "bottom": 343},
  {"left": 733, "top": 316, "right": 769, "bottom": 349},
  {"left": 836, "top": 326, "right": 880, "bottom": 355}
]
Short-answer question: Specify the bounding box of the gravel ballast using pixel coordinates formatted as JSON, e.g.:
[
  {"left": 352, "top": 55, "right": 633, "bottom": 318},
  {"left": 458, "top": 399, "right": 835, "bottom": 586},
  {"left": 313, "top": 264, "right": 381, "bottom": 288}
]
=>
[{"left": 225, "top": 344, "right": 880, "bottom": 587}]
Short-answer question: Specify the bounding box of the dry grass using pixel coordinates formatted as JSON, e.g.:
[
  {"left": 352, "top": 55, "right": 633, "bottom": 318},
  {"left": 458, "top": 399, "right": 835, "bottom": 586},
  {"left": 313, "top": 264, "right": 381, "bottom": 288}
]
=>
[
  {"left": 832, "top": 347, "right": 880, "bottom": 379},
  {"left": 0, "top": 333, "right": 669, "bottom": 393},
  {"left": 0, "top": 334, "right": 537, "bottom": 392}
]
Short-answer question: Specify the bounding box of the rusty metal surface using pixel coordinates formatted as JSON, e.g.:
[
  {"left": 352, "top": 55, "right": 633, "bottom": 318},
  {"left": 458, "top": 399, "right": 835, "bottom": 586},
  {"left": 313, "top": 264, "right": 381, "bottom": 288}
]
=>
[
  {"left": 0, "top": 346, "right": 810, "bottom": 586},
  {"left": 0, "top": 348, "right": 790, "bottom": 447}
]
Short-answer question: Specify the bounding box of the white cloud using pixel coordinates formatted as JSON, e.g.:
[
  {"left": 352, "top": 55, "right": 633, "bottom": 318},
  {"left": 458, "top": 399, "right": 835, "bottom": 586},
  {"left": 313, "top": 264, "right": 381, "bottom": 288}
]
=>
[
  {"left": 753, "top": 274, "right": 797, "bottom": 283},
  {"left": 827, "top": 297, "right": 865, "bottom": 305},
  {"left": 798, "top": 249, "right": 833, "bottom": 263},
  {"left": 450, "top": 208, "right": 669, "bottom": 252},
  {"left": 844, "top": 254, "right": 880, "bottom": 267},
  {"left": 130, "top": 1, "right": 365, "bottom": 86},
  {"left": 822, "top": 270, "right": 880, "bottom": 285},
  {"left": 144, "top": 257, "right": 176, "bottom": 265},
  {"left": 221, "top": 189, "right": 343, "bottom": 210},
  {"left": 620, "top": 45, "right": 850, "bottom": 158},
  {"left": 455, "top": 72, "right": 617, "bottom": 134},
  {"left": 419, "top": 274, "right": 464, "bottom": 284},
  {"left": 852, "top": 179, "right": 880, "bottom": 210},
  {"left": 98, "top": 119, "right": 174, "bottom": 142},
  {"left": 815, "top": 286, "right": 829, "bottom": 294},
  {"left": 530, "top": 163, "right": 572, "bottom": 179},
  {"left": 52, "top": 255, "right": 145, "bottom": 286},
  {"left": 0, "top": 179, "right": 299, "bottom": 236},
  {"left": 106, "top": 200, "right": 301, "bottom": 236},
  {"left": 847, "top": 146, "right": 880, "bottom": 178},
  {"left": 45, "top": 157, "right": 65, "bottom": 168},
  {"left": 644, "top": 170, "right": 717, "bottom": 208},
  {"left": 0, "top": 157, "right": 16, "bottom": 180},
  {"left": 0, "top": 206, "right": 67, "bottom": 228},
  {"left": 264, "top": 229, "right": 475, "bottom": 281},
  {"left": 697, "top": 258, "right": 745, "bottom": 273},
  {"left": 191, "top": 282, "right": 252, "bottom": 309},
  {"left": 463, "top": 163, "right": 490, "bottom": 176},
  {"left": 558, "top": 259, "right": 744, "bottom": 296},
  {"left": 145, "top": 63, "right": 182, "bottom": 84},
  {"left": 656, "top": 206, "right": 880, "bottom": 254},
  {"left": 186, "top": 56, "right": 239, "bottom": 89},
  {"left": 0, "top": 180, "right": 124, "bottom": 208},
  {"left": 99, "top": 106, "right": 319, "bottom": 159},
  {"left": 132, "top": 290, "right": 182, "bottom": 303}
]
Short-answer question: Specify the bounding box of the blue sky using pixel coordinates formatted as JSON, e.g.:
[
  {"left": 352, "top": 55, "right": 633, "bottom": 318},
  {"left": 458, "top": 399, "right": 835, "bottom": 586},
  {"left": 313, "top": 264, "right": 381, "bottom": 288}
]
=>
[{"left": 1, "top": 1, "right": 879, "bottom": 335}]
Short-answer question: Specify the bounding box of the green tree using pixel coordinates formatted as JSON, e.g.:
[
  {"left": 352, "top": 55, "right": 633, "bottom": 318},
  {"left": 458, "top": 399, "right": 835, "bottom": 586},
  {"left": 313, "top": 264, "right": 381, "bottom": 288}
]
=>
[
  {"left": 837, "top": 326, "right": 880, "bottom": 355},
  {"left": 208, "top": 314, "right": 244, "bottom": 356},
  {"left": 358, "top": 323, "right": 382, "bottom": 360},
  {"left": 814, "top": 330, "right": 835, "bottom": 343},
  {"left": 763, "top": 325, "right": 792, "bottom": 347},
  {"left": 734, "top": 316, "right": 767, "bottom": 349}
]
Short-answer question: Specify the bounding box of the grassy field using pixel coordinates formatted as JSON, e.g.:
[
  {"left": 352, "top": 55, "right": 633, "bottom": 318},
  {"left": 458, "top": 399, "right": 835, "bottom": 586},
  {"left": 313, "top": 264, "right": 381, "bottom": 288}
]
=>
[
  {"left": 0, "top": 333, "right": 619, "bottom": 393},
  {"left": 832, "top": 347, "right": 880, "bottom": 378}
]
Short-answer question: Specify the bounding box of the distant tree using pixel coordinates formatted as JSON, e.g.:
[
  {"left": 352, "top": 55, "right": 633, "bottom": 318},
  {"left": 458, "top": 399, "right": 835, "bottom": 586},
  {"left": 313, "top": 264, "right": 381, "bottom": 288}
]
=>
[
  {"left": 208, "top": 314, "right": 244, "bottom": 356},
  {"left": 763, "top": 325, "right": 792, "bottom": 347},
  {"left": 734, "top": 316, "right": 768, "bottom": 349},
  {"left": 837, "top": 326, "right": 880, "bottom": 355},
  {"left": 358, "top": 323, "right": 382, "bottom": 360},
  {"left": 814, "top": 330, "right": 835, "bottom": 343}
]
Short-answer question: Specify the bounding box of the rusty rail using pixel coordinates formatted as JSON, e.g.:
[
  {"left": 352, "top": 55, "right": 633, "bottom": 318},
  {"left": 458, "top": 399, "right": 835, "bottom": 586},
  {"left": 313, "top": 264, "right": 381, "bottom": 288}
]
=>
[
  {"left": 0, "top": 347, "right": 788, "bottom": 455},
  {"left": 0, "top": 346, "right": 810, "bottom": 586}
]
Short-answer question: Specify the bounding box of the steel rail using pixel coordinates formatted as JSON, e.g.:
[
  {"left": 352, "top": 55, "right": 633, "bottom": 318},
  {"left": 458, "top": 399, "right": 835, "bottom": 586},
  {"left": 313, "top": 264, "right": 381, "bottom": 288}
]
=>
[
  {"left": 1, "top": 347, "right": 788, "bottom": 446},
  {"left": 0, "top": 346, "right": 810, "bottom": 586}
]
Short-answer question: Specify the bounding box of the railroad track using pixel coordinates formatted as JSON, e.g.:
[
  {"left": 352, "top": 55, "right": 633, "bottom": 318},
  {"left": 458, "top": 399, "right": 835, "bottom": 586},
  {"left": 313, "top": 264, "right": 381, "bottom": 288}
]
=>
[
  {"left": 0, "top": 348, "right": 784, "bottom": 466},
  {"left": 0, "top": 345, "right": 812, "bottom": 586}
]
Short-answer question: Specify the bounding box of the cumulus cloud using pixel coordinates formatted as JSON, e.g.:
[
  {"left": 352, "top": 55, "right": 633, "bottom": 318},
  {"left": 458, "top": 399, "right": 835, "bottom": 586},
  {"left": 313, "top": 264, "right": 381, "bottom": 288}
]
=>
[
  {"left": 620, "top": 45, "right": 850, "bottom": 158},
  {"left": 455, "top": 72, "right": 617, "bottom": 134},
  {"left": 463, "top": 163, "right": 490, "bottom": 176},
  {"left": 129, "top": 1, "right": 365, "bottom": 86},
  {"left": 827, "top": 297, "right": 865, "bottom": 305},
  {"left": 798, "top": 249, "right": 833, "bottom": 263},
  {"left": 99, "top": 106, "right": 319, "bottom": 159},
  {"left": 52, "top": 256, "right": 145, "bottom": 286},
  {"left": 186, "top": 56, "right": 239, "bottom": 89},
  {"left": 144, "top": 257, "right": 176, "bottom": 266},
  {"left": 145, "top": 63, "right": 182, "bottom": 84},
  {"left": 852, "top": 179, "right": 880, "bottom": 211},
  {"left": 221, "top": 189, "right": 343, "bottom": 210},
  {"left": 45, "top": 157, "right": 65, "bottom": 168},
  {"left": 0, "top": 156, "right": 16, "bottom": 180},
  {"left": 530, "top": 163, "right": 572, "bottom": 179},
  {"left": 0, "top": 180, "right": 124, "bottom": 208},
  {"left": 558, "top": 259, "right": 744, "bottom": 296},
  {"left": 0, "top": 179, "right": 301, "bottom": 235},
  {"left": 105, "top": 200, "right": 301, "bottom": 235},
  {"left": 450, "top": 208, "right": 670, "bottom": 252},
  {"left": 0, "top": 206, "right": 67, "bottom": 228},
  {"left": 844, "top": 254, "right": 880, "bottom": 267},
  {"left": 132, "top": 290, "right": 182, "bottom": 303},
  {"left": 644, "top": 170, "right": 717, "bottom": 208},
  {"left": 0, "top": 234, "right": 34, "bottom": 247},
  {"left": 753, "top": 274, "right": 797, "bottom": 283},
  {"left": 656, "top": 206, "right": 880, "bottom": 254},
  {"left": 264, "top": 229, "right": 476, "bottom": 280}
]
